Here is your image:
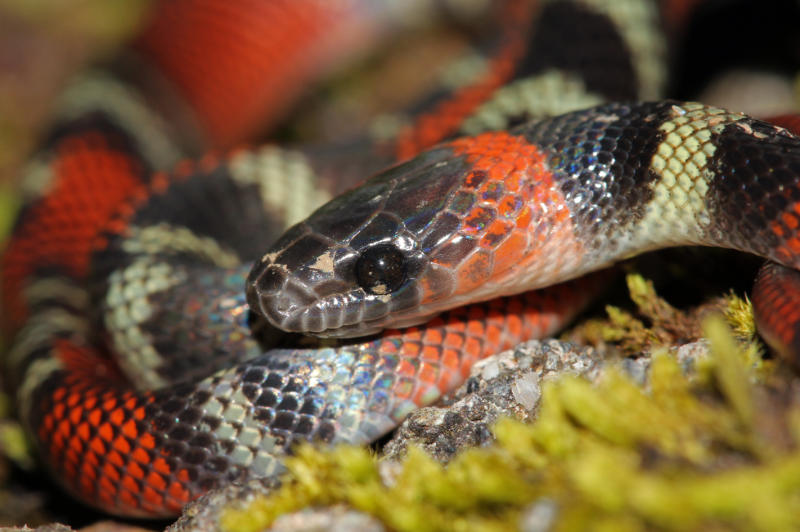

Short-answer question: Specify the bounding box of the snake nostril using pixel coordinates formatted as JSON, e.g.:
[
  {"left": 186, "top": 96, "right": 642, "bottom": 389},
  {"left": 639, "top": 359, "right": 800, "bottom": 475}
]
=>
[
  {"left": 262, "top": 279, "right": 319, "bottom": 330},
  {"left": 246, "top": 265, "right": 285, "bottom": 319},
  {"left": 255, "top": 265, "right": 287, "bottom": 294}
]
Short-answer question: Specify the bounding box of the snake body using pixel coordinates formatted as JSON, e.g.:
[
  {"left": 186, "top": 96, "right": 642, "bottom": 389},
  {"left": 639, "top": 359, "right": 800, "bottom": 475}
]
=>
[{"left": 3, "top": 0, "right": 800, "bottom": 520}]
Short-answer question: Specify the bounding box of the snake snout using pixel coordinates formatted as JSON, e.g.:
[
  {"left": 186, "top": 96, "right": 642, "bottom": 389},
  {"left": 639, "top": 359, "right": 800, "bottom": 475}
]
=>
[
  {"left": 246, "top": 263, "right": 316, "bottom": 331},
  {"left": 246, "top": 250, "right": 370, "bottom": 335}
]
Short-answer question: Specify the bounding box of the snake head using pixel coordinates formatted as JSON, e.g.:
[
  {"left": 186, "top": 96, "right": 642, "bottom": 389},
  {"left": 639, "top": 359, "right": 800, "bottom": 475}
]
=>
[
  {"left": 246, "top": 147, "right": 469, "bottom": 337},
  {"left": 247, "top": 131, "right": 577, "bottom": 338}
]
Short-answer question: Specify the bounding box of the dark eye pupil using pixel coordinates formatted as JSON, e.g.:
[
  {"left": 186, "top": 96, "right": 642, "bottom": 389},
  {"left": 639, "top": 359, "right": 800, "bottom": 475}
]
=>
[{"left": 355, "top": 244, "right": 407, "bottom": 295}]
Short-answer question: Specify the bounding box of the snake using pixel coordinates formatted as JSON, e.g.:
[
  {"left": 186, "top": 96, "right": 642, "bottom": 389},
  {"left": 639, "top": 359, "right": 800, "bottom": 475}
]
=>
[{"left": 2, "top": 0, "right": 800, "bottom": 520}]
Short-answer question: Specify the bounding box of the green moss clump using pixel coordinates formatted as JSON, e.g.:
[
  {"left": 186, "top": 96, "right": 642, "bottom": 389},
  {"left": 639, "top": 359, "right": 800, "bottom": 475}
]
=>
[
  {"left": 573, "top": 273, "right": 762, "bottom": 360},
  {"left": 221, "top": 317, "right": 800, "bottom": 532},
  {"left": 723, "top": 292, "right": 758, "bottom": 341},
  {"left": 0, "top": 185, "right": 19, "bottom": 245},
  {"left": 574, "top": 273, "right": 705, "bottom": 354}
]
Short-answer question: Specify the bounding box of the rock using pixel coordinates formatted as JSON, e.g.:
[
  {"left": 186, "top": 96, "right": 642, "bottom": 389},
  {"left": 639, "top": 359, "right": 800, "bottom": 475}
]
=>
[
  {"left": 167, "top": 479, "right": 278, "bottom": 532},
  {"left": 519, "top": 498, "right": 559, "bottom": 532},
  {"left": 268, "top": 506, "right": 385, "bottom": 532},
  {"left": 382, "top": 339, "right": 604, "bottom": 463}
]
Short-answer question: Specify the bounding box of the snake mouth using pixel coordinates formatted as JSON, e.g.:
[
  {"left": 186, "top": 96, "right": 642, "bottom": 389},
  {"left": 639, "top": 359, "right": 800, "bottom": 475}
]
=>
[
  {"left": 259, "top": 285, "right": 373, "bottom": 336},
  {"left": 250, "top": 285, "right": 393, "bottom": 338}
]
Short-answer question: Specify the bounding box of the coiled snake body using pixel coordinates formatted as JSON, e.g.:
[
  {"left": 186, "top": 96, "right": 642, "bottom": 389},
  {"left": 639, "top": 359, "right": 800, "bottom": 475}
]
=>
[{"left": 3, "top": 0, "right": 800, "bottom": 519}]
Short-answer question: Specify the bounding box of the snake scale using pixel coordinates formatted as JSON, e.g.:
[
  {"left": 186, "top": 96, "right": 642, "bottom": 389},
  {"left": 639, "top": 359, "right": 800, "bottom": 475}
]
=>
[{"left": 3, "top": 0, "right": 800, "bottom": 519}]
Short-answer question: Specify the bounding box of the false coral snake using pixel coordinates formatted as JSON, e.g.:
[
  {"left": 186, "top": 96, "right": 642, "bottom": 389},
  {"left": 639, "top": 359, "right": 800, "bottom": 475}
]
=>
[{"left": 2, "top": 0, "right": 800, "bottom": 520}]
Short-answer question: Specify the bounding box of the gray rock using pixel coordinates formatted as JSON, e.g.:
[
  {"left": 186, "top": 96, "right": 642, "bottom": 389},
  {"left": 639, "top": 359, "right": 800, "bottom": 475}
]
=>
[
  {"left": 167, "top": 479, "right": 278, "bottom": 532},
  {"left": 520, "top": 498, "right": 559, "bottom": 532},
  {"left": 382, "top": 339, "right": 604, "bottom": 463},
  {"left": 269, "top": 506, "right": 385, "bottom": 532}
]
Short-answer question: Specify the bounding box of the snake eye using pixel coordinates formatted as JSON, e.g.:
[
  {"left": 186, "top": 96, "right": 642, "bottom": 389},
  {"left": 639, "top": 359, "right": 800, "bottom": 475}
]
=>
[{"left": 355, "top": 244, "right": 407, "bottom": 295}]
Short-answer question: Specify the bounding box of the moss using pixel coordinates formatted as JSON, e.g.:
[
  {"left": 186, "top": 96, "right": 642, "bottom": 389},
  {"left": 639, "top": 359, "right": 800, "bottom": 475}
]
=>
[
  {"left": 722, "top": 292, "right": 756, "bottom": 339},
  {"left": 0, "top": 184, "right": 19, "bottom": 245},
  {"left": 573, "top": 273, "right": 763, "bottom": 361},
  {"left": 0, "top": 189, "right": 32, "bottom": 472},
  {"left": 0, "top": 418, "right": 33, "bottom": 472},
  {"left": 221, "top": 318, "right": 800, "bottom": 532},
  {"left": 573, "top": 273, "right": 704, "bottom": 354},
  {"left": 0, "top": 0, "right": 152, "bottom": 41}
]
